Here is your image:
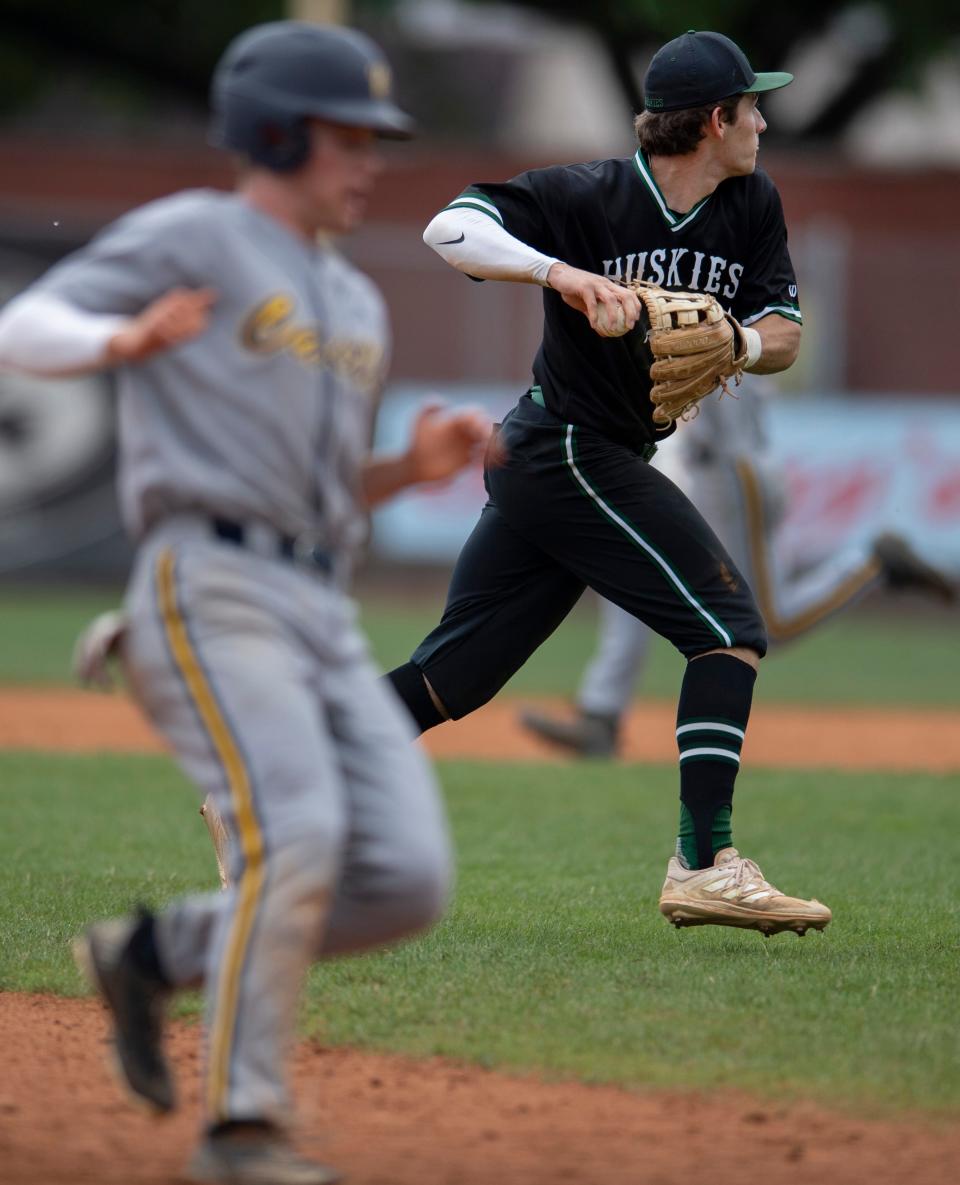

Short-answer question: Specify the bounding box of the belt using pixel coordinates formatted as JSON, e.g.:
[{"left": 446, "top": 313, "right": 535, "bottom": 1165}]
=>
[{"left": 211, "top": 517, "right": 334, "bottom": 576}]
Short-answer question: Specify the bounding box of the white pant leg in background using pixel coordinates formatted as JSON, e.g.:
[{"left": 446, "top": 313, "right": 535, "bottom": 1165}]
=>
[{"left": 577, "top": 597, "right": 654, "bottom": 717}]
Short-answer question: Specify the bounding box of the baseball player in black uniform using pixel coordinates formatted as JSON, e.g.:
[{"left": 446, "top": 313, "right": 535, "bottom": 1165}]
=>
[{"left": 387, "top": 31, "right": 832, "bottom": 936}]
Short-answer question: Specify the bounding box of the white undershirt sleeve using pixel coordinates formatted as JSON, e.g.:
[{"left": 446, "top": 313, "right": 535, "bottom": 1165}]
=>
[
  {"left": 0, "top": 291, "right": 128, "bottom": 376},
  {"left": 423, "top": 207, "right": 560, "bottom": 286}
]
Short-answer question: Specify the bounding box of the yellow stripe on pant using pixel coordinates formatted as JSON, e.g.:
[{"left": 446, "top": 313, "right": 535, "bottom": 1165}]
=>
[
  {"left": 735, "top": 459, "right": 881, "bottom": 643},
  {"left": 155, "top": 546, "right": 265, "bottom": 1121}
]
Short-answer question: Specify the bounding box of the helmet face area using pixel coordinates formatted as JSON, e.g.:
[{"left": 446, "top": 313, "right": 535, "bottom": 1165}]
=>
[{"left": 210, "top": 21, "right": 414, "bottom": 172}]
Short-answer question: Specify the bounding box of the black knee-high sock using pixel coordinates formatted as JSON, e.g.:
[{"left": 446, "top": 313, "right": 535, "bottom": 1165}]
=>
[
  {"left": 676, "top": 653, "right": 757, "bottom": 870},
  {"left": 384, "top": 661, "right": 446, "bottom": 734}
]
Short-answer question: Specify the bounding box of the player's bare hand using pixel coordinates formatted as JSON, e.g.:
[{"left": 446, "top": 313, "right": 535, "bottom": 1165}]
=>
[
  {"left": 546, "top": 263, "right": 640, "bottom": 338},
  {"left": 106, "top": 287, "right": 217, "bottom": 364},
  {"left": 407, "top": 401, "right": 496, "bottom": 484}
]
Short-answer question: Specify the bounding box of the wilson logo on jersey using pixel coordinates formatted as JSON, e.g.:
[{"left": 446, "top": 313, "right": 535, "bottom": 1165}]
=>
[{"left": 240, "top": 294, "right": 384, "bottom": 394}]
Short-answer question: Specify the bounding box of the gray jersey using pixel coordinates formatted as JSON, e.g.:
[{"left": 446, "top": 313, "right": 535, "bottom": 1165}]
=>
[
  {"left": 39, "top": 189, "right": 389, "bottom": 550},
  {"left": 41, "top": 188, "right": 451, "bottom": 1127}
]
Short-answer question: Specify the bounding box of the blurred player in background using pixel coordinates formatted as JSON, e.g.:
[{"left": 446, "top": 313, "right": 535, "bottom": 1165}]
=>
[
  {"left": 521, "top": 378, "right": 956, "bottom": 757},
  {"left": 0, "top": 21, "right": 493, "bottom": 1185}
]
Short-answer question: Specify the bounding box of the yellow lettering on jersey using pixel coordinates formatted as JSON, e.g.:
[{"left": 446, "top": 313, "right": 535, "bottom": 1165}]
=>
[
  {"left": 240, "top": 294, "right": 383, "bottom": 393},
  {"left": 241, "top": 294, "right": 297, "bottom": 352}
]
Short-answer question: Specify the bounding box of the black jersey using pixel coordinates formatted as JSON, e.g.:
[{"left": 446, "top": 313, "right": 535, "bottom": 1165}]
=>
[{"left": 447, "top": 150, "right": 801, "bottom": 454}]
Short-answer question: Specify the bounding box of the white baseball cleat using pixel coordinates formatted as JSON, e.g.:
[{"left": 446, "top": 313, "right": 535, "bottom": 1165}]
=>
[{"left": 658, "top": 847, "right": 831, "bottom": 937}]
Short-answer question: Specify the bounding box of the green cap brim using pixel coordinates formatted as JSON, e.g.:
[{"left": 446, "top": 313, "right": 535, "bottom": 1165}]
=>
[{"left": 749, "top": 71, "right": 794, "bottom": 94}]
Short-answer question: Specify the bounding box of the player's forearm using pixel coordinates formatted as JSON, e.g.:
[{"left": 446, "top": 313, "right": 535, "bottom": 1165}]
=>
[
  {"left": 423, "top": 207, "right": 559, "bottom": 285},
  {"left": 745, "top": 314, "right": 801, "bottom": 374},
  {"left": 0, "top": 291, "right": 127, "bottom": 376},
  {"left": 361, "top": 404, "right": 492, "bottom": 507},
  {"left": 359, "top": 452, "right": 418, "bottom": 509}
]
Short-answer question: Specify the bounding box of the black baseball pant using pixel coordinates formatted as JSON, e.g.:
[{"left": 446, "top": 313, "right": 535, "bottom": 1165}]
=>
[{"left": 409, "top": 392, "right": 767, "bottom": 720}]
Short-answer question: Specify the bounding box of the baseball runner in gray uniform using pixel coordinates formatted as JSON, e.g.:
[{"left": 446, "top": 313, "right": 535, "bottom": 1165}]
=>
[
  {"left": 0, "top": 22, "right": 493, "bottom": 1185},
  {"left": 521, "top": 379, "right": 956, "bottom": 757}
]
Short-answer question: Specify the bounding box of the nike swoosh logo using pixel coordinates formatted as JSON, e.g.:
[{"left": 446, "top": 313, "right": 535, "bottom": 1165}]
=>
[{"left": 438, "top": 233, "right": 465, "bottom": 245}]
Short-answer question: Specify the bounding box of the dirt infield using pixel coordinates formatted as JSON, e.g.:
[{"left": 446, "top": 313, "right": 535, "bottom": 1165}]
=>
[
  {"left": 3, "top": 690, "right": 958, "bottom": 1184},
  {"left": 1, "top": 687, "right": 959, "bottom": 770},
  {"left": 2, "top": 994, "right": 958, "bottom": 1185}
]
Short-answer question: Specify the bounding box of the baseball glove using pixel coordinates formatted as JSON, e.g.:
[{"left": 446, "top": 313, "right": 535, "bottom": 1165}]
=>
[{"left": 622, "top": 279, "right": 748, "bottom": 425}]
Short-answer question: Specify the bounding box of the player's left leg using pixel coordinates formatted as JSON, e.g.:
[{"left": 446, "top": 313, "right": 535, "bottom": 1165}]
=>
[{"left": 77, "top": 526, "right": 384, "bottom": 1160}]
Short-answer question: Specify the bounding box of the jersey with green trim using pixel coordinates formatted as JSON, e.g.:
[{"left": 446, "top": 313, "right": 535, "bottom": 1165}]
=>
[{"left": 448, "top": 151, "right": 800, "bottom": 453}]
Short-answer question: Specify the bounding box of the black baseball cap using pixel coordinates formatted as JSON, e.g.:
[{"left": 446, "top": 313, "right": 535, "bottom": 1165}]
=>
[{"left": 643, "top": 30, "right": 793, "bottom": 112}]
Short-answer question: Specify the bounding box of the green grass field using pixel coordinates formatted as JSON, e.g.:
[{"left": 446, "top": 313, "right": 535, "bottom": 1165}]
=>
[
  {"left": 1, "top": 752, "right": 957, "bottom": 1113},
  {"left": 0, "top": 585, "right": 958, "bottom": 1117}
]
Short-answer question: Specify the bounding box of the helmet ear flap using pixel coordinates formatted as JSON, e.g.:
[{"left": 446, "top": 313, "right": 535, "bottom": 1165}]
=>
[
  {"left": 255, "top": 117, "right": 311, "bottom": 172},
  {"left": 212, "top": 90, "right": 310, "bottom": 172}
]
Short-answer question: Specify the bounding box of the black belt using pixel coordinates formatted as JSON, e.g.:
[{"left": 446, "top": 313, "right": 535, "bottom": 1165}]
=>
[{"left": 211, "top": 517, "right": 333, "bottom": 575}]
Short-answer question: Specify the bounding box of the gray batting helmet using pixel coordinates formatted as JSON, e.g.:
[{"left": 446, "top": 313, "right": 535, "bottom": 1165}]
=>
[{"left": 210, "top": 21, "right": 415, "bottom": 172}]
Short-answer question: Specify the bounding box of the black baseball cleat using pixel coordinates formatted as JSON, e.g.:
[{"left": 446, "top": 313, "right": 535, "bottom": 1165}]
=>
[
  {"left": 872, "top": 532, "right": 956, "bottom": 604},
  {"left": 72, "top": 909, "right": 175, "bottom": 1114},
  {"left": 518, "top": 706, "right": 620, "bottom": 758}
]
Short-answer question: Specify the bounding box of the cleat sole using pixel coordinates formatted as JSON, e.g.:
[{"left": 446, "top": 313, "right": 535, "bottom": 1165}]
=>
[{"left": 661, "top": 907, "right": 830, "bottom": 937}]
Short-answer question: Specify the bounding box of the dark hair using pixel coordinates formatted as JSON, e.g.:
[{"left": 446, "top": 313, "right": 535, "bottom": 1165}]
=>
[{"left": 634, "top": 94, "right": 742, "bottom": 156}]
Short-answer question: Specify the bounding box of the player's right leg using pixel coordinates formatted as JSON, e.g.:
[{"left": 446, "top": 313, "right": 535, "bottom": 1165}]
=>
[
  {"left": 385, "top": 497, "right": 585, "bottom": 731},
  {"left": 88, "top": 523, "right": 350, "bottom": 1136}
]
